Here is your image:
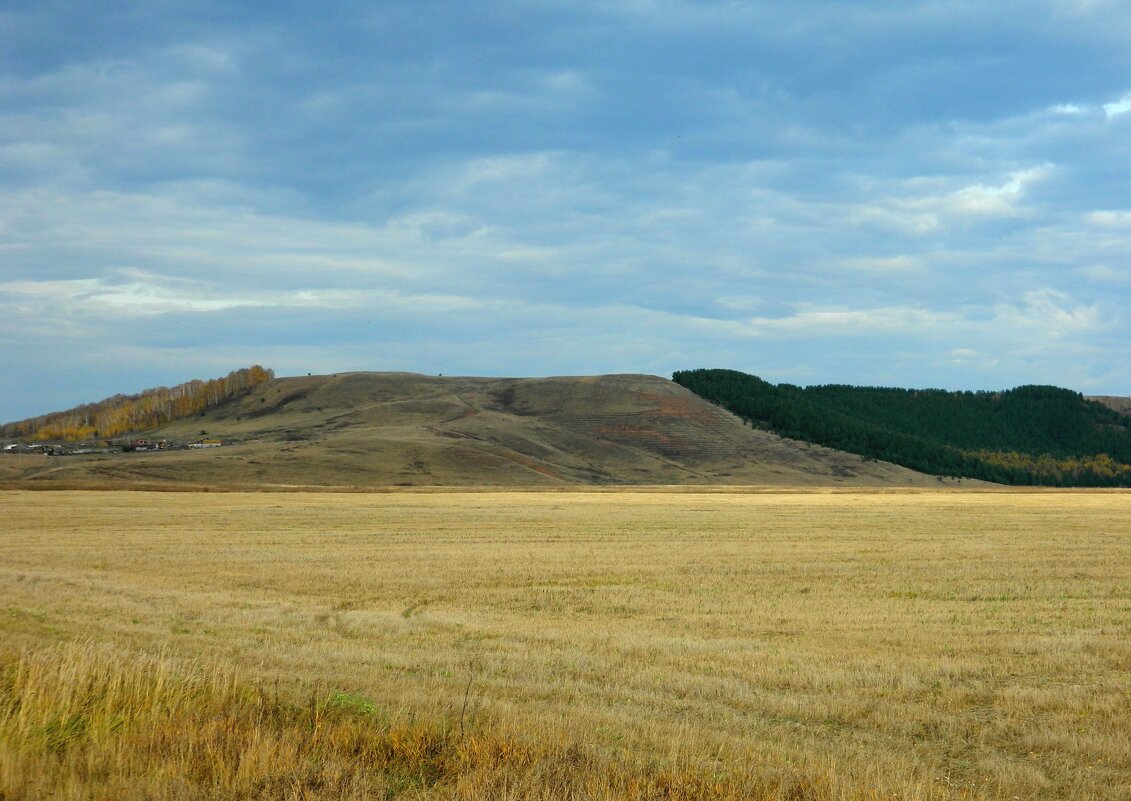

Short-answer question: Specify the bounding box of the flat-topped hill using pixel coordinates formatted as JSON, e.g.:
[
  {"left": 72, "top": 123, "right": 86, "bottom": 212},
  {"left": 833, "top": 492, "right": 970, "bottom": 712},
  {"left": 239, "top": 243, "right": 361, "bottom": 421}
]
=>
[{"left": 0, "top": 372, "right": 940, "bottom": 489}]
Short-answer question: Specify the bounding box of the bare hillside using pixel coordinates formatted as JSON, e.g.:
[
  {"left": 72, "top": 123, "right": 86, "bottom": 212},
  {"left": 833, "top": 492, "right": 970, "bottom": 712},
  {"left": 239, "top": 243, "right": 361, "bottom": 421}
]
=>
[
  {"left": 1089, "top": 395, "right": 1131, "bottom": 415},
  {"left": 1, "top": 372, "right": 944, "bottom": 489}
]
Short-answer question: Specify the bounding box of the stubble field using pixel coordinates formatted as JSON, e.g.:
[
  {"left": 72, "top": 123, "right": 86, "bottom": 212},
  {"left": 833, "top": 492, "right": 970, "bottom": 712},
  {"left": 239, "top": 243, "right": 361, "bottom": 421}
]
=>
[{"left": 1, "top": 488, "right": 1128, "bottom": 800}]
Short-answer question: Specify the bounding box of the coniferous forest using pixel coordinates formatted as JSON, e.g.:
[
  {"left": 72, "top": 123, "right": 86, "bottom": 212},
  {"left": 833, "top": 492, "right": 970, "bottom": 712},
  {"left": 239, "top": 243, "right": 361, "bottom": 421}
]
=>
[
  {"left": 1, "top": 366, "right": 274, "bottom": 442},
  {"left": 673, "top": 368, "right": 1131, "bottom": 487}
]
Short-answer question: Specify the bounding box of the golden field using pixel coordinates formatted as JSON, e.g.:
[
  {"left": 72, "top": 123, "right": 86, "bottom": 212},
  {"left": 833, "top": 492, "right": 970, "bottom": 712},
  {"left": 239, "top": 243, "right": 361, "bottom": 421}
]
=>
[{"left": 0, "top": 488, "right": 1128, "bottom": 800}]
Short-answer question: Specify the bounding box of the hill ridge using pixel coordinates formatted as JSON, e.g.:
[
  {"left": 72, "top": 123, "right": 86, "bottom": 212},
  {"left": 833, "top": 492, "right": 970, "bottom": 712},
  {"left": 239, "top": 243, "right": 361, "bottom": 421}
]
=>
[{"left": 0, "top": 371, "right": 944, "bottom": 489}]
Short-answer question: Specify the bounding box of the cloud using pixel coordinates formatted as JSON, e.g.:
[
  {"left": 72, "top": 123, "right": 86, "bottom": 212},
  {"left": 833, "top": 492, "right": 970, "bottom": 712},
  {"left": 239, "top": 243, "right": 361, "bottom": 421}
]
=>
[
  {"left": 995, "top": 289, "right": 1105, "bottom": 337},
  {"left": 941, "top": 167, "right": 1049, "bottom": 216},
  {"left": 835, "top": 256, "right": 925, "bottom": 274},
  {"left": 0, "top": 275, "right": 257, "bottom": 315},
  {"left": 1103, "top": 92, "right": 1131, "bottom": 117},
  {"left": 699, "top": 289, "right": 1109, "bottom": 353},
  {"left": 735, "top": 305, "right": 955, "bottom": 338},
  {"left": 945, "top": 347, "right": 1000, "bottom": 371},
  {"left": 847, "top": 167, "right": 1051, "bottom": 234},
  {"left": 3, "top": 1, "right": 1131, "bottom": 420},
  {"left": 1078, "top": 264, "right": 1130, "bottom": 285}
]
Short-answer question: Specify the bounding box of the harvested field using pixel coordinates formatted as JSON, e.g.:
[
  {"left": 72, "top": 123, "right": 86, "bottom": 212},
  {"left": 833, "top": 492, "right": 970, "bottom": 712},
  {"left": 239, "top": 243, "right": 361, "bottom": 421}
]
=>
[{"left": 1, "top": 488, "right": 1129, "bottom": 799}]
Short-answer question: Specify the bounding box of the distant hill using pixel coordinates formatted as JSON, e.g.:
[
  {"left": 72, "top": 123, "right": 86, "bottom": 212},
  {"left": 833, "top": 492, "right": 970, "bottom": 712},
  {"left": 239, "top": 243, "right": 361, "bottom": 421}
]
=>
[
  {"left": 674, "top": 369, "right": 1131, "bottom": 487},
  {"left": 1089, "top": 395, "right": 1131, "bottom": 416},
  {"left": 0, "top": 372, "right": 948, "bottom": 490}
]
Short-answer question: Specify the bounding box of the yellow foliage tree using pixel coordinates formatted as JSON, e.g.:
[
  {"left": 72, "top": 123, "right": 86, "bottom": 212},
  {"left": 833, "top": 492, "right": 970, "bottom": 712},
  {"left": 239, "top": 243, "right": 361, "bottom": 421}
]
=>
[{"left": 3, "top": 366, "right": 274, "bottom": 442}]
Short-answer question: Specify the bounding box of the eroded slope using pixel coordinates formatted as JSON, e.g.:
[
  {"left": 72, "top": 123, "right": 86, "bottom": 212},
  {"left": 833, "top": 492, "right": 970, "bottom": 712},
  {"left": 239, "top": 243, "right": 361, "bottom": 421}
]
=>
[{"left": 2, "top": 373, "right": 940, "bottom": 488}]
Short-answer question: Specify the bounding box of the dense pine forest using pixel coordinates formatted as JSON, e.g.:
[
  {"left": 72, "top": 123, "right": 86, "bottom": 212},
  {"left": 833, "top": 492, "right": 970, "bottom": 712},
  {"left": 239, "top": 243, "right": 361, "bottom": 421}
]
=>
[
  {"left": 1, "top": 366, "right": 274, "bottom": 442},
  {"left": 673, "top": 368, "right": 1131, "bottom": 486}
]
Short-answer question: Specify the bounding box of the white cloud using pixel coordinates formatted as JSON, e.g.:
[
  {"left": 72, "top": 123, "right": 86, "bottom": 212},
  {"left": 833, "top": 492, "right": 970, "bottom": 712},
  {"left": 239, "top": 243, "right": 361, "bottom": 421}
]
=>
[
  {"left": 945, "top": 348, "right": 1000, "bottom": 371},
  {"left": 447, "top": 152, "right": 558, "bottom": 189},
  {"left": 847, "top": 204, "right": 941, "bottom": 234},
  {"left": 736, "top": 305, "right": 956, "bottom": 338},
  {"left": 1103, "top": 92, "right": 1131, "bottom": 117},
  {"left": 995, "top": 289, "right": 1104, "bottom": 337},
  {"left": 1079, "top": 264, "right": 1129, "bottom": 284},
  {"left": 943, "top": 167, "right": 1049, "bottom": 215},
  {"left": 0, "top": 275, "right": 267, "bottom": 315},
  {"left": 836, "top": 255, "right": 924, "bottom": 274},
  {"left": 0, "top": 185, "right": 533, "bottom": 286},
  {"left": 845, "top": 167, "right": 1051, "bottom": 235},
  {"left": 0, "top": 273, "right": 487, "bottom": 318},
  {"left": 691, "top": 287, "right": 1108, "bottom": 345},
  {"left": 1088, "top": 210, "right": 1131, "bottom": 226},
  {"left": 714, "top": 295, "right": 766, "bottom": 312},
  {"left": 450, "top": 69, "right": 596, "bottom": 116}
]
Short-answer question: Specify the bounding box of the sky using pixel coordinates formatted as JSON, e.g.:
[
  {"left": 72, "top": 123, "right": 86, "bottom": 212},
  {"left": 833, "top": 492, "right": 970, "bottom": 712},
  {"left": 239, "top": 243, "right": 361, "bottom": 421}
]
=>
[{"left": 2, "top": 0, "right": 1130, "bottom": 421}]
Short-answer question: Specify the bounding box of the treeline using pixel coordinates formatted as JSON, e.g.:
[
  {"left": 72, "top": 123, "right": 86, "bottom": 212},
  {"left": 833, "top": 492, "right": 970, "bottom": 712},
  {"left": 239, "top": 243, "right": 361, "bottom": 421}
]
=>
[
  {"left": 1, "top": 366, "right": 274, "bottom": 442},
  {"left": 673, "top": 368, "right": 1131, "bottom": 487}
]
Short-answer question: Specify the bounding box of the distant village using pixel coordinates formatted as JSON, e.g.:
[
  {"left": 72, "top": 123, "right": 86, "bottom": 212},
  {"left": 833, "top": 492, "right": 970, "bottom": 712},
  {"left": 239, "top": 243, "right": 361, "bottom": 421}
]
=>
[{"left": 2, "top": 437, "right": 228, "bottom": 457}]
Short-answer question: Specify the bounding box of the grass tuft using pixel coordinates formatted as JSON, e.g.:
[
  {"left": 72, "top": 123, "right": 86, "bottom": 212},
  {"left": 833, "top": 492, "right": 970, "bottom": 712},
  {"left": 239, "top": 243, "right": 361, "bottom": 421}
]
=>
[{"left": 0, "top": 643, "right": 960, "bottom": 800}]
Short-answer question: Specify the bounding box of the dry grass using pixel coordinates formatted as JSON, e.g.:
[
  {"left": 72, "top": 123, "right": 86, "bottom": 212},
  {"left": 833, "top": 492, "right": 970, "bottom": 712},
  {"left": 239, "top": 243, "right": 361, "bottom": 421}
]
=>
[
  {"left": 0, "top": 488, "right": 1129, "bottom": 799},
  {"left": 0, "top": 642, "right": 884, "bottom": 800}
]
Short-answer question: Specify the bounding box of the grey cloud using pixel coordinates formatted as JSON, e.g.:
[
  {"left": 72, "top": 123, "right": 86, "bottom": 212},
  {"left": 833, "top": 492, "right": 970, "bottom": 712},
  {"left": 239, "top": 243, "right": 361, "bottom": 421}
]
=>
[{"left": 3, "top": 1, "right": 1131, "bottom": 420}]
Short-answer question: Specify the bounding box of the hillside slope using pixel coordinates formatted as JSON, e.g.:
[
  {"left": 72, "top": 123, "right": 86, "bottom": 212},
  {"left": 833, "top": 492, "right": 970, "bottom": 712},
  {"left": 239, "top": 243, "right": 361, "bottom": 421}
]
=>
[
  {"left": 675, "top": 369, "right": 1131, "bottom": 486},
  {"left": 0, "top": 372, "right": 941, "bottom": 489},
  {"left": 1089, "top": 396, "right": 1131, "bottom": 416}
]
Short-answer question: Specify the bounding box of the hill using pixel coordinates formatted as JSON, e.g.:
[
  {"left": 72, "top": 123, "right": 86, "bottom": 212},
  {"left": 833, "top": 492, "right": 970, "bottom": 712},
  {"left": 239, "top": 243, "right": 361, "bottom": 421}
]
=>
[
  {"left": 0, "top": 372, "right": 943, "bottom": 489},
  {"left": 1089, "top": 395, "right": 1131, "bottom": 416},
  {"left": 674, "top": 368, "right": 1131, "bottom": 486}
]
